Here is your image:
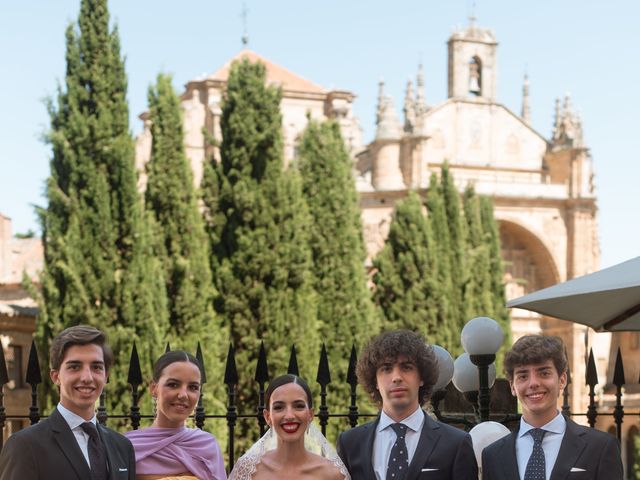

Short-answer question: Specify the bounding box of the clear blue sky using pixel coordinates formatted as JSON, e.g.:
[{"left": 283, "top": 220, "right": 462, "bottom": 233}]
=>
[{"left": 1, "top": 1, "right": 638, "bottom": 269}]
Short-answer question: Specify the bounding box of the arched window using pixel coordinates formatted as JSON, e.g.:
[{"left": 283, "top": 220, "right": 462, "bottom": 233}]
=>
[{"left": 469, "top": 56, "right": 482, "bottom": 96}]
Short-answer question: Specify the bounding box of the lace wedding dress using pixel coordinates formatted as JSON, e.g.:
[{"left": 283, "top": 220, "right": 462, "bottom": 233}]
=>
[{"left": 229, "top": 423, "right": 350, "bottom": 479}]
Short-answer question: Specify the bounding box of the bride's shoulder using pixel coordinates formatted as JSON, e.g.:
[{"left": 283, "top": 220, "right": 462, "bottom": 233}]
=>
[{"left": 305, "top": 453, "right": 349, "bottom": 480}]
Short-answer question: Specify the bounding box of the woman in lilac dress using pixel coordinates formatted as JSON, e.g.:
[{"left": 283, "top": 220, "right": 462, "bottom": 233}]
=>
[{"left": 126, "top": 351, "right": 226, "bottom": 480}]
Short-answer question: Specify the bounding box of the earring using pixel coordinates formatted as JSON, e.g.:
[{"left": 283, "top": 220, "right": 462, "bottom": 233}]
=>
[{"left": 267, "top": 426, "right": 273, "bottom": 440}]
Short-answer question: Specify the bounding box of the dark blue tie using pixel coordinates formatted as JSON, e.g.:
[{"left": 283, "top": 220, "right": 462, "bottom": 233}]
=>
[
  {"left": 524, "top": 428, "right": 547, "bottom": 480},
  {"left": 80, "top": 422, "right": 108, "bottom": 480},
  {"left": 386, "top": 423, "right": 409, "bottom": 480}
]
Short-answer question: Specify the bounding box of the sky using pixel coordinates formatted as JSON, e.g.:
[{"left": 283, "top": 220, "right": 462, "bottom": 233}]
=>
[{"left": 0, "top": 0, "right": 638, "bottom": 269}]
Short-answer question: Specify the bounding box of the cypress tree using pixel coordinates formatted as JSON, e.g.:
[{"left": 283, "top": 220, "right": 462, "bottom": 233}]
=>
[
  {"left": 425, "top": 173, "right": 458, "bottom": 352},
  {"left": 439, "top": 162, "right": 468, "bottom": 334},
  {"left": 145, "top": 73, "right": 216, "bottom": 338},
  {"left": 372, "top": 191, "right": 441, "bottom": 340},
  {"left": 462, "top": 186, "right": 509, "bottom": 366},
  {"left": 145, "top": 73, "right": 227, "bottom": 424},
  {"left": 480, "top": 195, "right": 510, "bottom": 367},
  {"left": 297, "top": 119, "right": 378, "bottom": 434},
  {"left": 37, "top": 0, "right": 167, "bottom": 414},
  {"left": 202, "top": 58, "right": 318, "bottom": 445},
  {"left": 462, "top": 186, "right": 493, "bottom": 319}
]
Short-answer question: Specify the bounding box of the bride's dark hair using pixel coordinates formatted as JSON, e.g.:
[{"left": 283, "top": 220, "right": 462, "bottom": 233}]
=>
[{"left": 265, "top": 374, "right": 313, "bottom": 408}]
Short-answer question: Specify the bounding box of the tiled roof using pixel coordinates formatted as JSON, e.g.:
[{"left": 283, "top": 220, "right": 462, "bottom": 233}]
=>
[{"left": 207, "top": 49, "right": 326, "bottom": 94}]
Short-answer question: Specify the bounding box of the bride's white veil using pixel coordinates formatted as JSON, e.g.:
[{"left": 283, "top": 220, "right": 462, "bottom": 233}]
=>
[{"left": 229, "top": 422, "right": 350, "bottom": 479}]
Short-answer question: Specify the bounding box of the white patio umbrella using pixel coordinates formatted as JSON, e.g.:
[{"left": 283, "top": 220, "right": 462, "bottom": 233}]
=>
[{"left": 507, "top": 256, "right": 640, "bottom": 332}]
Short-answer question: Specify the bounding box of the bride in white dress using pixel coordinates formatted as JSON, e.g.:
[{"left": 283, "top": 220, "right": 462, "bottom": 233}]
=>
[{"left": 229, "top": 374, "right": 350, "bottom": 480}]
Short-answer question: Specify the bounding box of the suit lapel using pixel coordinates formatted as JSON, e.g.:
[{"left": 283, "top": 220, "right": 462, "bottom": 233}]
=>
[
  {"left": 406, "top": 412, "right": 440, "bottom": 480},
  {"left": 496, "top": 430, "right": 520, "bottom": 479},
  {"left": 49, "top": 409, "right": 92, "bottom": 480},
  {"left": 364, "top": 417, "right": 379, "bottom": 480},
  {"left": 98, "top": 424, "right": 115, "bottom": 480},
  {"left": 550, "top": 419, "right": 587, "bottom": 480}
]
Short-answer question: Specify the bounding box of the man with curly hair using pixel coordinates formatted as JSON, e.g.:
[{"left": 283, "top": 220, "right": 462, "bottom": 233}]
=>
[
  {"left": 482, "top": 335, "right": 622, "bottom": 479},
  {"left": 337, "top": 330, "right": 477, "bottom": 479}
]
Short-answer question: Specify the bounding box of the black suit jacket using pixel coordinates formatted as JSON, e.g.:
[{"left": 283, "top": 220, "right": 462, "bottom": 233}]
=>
[
  {"left": 0, "top": 408, "right": 135, "bottom": 480},
  {"left": 481, "top": 418, "right": 623, "bottom": 479},
  {"left": 337, "top": 411, "right": 478, "bottom": 480}
]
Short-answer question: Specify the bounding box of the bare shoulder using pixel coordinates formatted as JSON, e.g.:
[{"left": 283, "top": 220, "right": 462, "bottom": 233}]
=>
[{"left": 303, "top": 453, "right": 347, "bottom": 480}]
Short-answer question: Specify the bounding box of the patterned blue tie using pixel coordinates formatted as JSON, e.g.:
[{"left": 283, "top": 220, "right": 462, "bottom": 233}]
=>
[
  {"left": 524, "top": 428, "right": 547, "bottom": 480},
  {"left": 386, "top": 423, "right": 409, "bottom": 480}
]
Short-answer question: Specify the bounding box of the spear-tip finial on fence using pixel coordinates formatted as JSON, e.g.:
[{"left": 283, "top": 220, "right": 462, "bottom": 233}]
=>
[
  {"left": 585, "top": 349, "right": 598, "bottom": 387},
  {"left": 316, "top": 343, "right": 331, "bottom": 387},
  {"left": 346, "top": 344, "right": 358, "bottom": 387},
  {"left": 26, "top": 340, "right": 42, "bottom": 386},
  {"left": 287, "top": 345, "right": 299, "bottom": 376},
  {"left": 0, "top": 343, "right": 9, "bottom": 387},
  {"left": 254, "top": 341, "right": 269, "bottom": 384},
  {"left": 165, "top": 342, "right": 171, "bottom": 354},
  {"left": 26, "top": 340, "right": 42, "bottom": 425},
  {"left": 224, "top": 344, "right": 238, "bottom": 386},
  {"left": 613, "top": 348, "right": 625, "bottom": 388},
  {"left": 127, "top": 342, "right": 143, "bottom": 388},
  {"left": 195, "top": 342, "right": 207, "bottom": 384}
]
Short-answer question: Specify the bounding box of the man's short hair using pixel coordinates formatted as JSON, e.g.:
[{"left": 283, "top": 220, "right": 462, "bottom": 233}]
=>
[
  {"left": 356, "top": 330, "right": 438, "bottom": 406},
  {"left": 503, "top": 334, "right": 567, "bottom": 381},
  {"left": 49, "top": 325, "right": 113, "bottom": 372}
]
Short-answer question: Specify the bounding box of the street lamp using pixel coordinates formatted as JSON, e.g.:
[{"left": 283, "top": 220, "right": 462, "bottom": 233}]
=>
[
  {"left": 460, "top": 317, "right": 504, "bottom": 422},
  {"left": 431, "top": 316, "right": 504, "bottom": 424}
]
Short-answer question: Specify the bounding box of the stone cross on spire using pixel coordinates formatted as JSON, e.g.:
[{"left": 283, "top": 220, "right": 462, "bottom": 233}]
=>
[
  {"left": 241, "top": 2, "right": 249, "bottom": 47},
  {"left": 521, "top": 73, "right": 531, "bottom": 124},
  {"left": 404, "top": 78, "right": 416, "bottom": 133}
]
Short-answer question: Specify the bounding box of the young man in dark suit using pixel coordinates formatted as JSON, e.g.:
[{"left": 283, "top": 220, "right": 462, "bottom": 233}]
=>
[
  {"left": 337, "top": 330, "right": 477, "bottom": 480},
  {"left": 0, "top": 325, "right": 135, "bottom": 480},
  {"left": 482, "top": 335, "right": 623, "bottom": 480}
]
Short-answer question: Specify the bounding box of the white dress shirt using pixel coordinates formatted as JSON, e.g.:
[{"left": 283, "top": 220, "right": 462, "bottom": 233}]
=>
[
  {"left": 373, "top": 406, "right": 425, "bottom": 480},
  {"left": 515, "top": 412, "right": 566, "bottom": 480},
  {"left": 57, "top": 403, "right": 98, "bottom": 468}
]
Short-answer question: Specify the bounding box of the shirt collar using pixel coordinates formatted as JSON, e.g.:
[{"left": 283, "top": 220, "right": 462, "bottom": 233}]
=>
[
  {"left": 519, "top": 411, "right": 566, "bottom": 438},
  {"left": 57, "top": 402, "right": 97, "bottom": 430},
  {"left": 378, "top": 405, "right": 424, "bottom": 433}
]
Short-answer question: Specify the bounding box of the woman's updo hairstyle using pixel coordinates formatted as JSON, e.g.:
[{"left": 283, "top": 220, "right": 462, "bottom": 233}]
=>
[
  {"left": 265, "top": 374, "right": 313, "bottom": 408},
  {"left": 152, "top": 350, "right": 202, "bottom": 383}
]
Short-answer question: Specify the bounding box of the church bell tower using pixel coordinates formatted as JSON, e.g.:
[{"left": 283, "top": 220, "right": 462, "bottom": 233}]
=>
[{"left": 447, "top": 17, "right": 498, "bottom": 101}]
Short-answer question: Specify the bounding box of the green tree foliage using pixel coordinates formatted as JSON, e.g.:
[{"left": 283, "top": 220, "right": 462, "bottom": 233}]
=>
[
  {"left": 373, "top": 165, "right": 508, "bottom": 358},
  {"left": 36, "top": 0, "right": 167, "bottom": 415},
  {"left": 145, "top": 73, "right": 215, "bottom": 338},
  {"left": 461, "top": 186, "right": 510, "bottom": 367},
  {"left": 372, "top": 191, "right": 442, "bottom": 340},
  {"left": 480, "top": 195, "right": 510, "bottom": 366},
  {"left": 202, "top": 58, "right": 318, "bottom": 446},
  {"left": 424, "top": 173, "right": 458, "bottom": 352},
  {"left": 145, "top": 73, "right": 227, "bottom": 430},
  {"left": 462, "top": 186, "right": 494, "bottom": 319},
  {"left": 298, "top": 119, "right": 378, "bottom": 434}
]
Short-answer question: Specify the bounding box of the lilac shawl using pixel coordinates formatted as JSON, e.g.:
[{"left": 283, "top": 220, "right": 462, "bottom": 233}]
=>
[{"left": 125, "top": 427, "right": 226, "bottom": 480}]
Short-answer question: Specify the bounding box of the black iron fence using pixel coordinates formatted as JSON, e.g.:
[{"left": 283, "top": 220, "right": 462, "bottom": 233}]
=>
[{"left": 0, "top": 340, "right": 637, "bottom": 469}]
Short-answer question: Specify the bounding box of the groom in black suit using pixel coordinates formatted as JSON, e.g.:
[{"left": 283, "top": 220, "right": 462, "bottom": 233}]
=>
[
  {"left": 0, "top": 325, "right": 135, "bottom": 479},
  {"left": 482, "top": 335, "right": 622, "bottom": 479},
  {"left": 337, "top": 330, "right": 477, "bottom": 479}
]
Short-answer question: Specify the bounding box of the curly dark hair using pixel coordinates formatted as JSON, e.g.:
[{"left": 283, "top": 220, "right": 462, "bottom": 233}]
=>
[
  {"left": 356, "top": 330, "right": 438, "bottom": 406},
  {"left": 503, "top": 335, "right": 568, "bottom": 381}
]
